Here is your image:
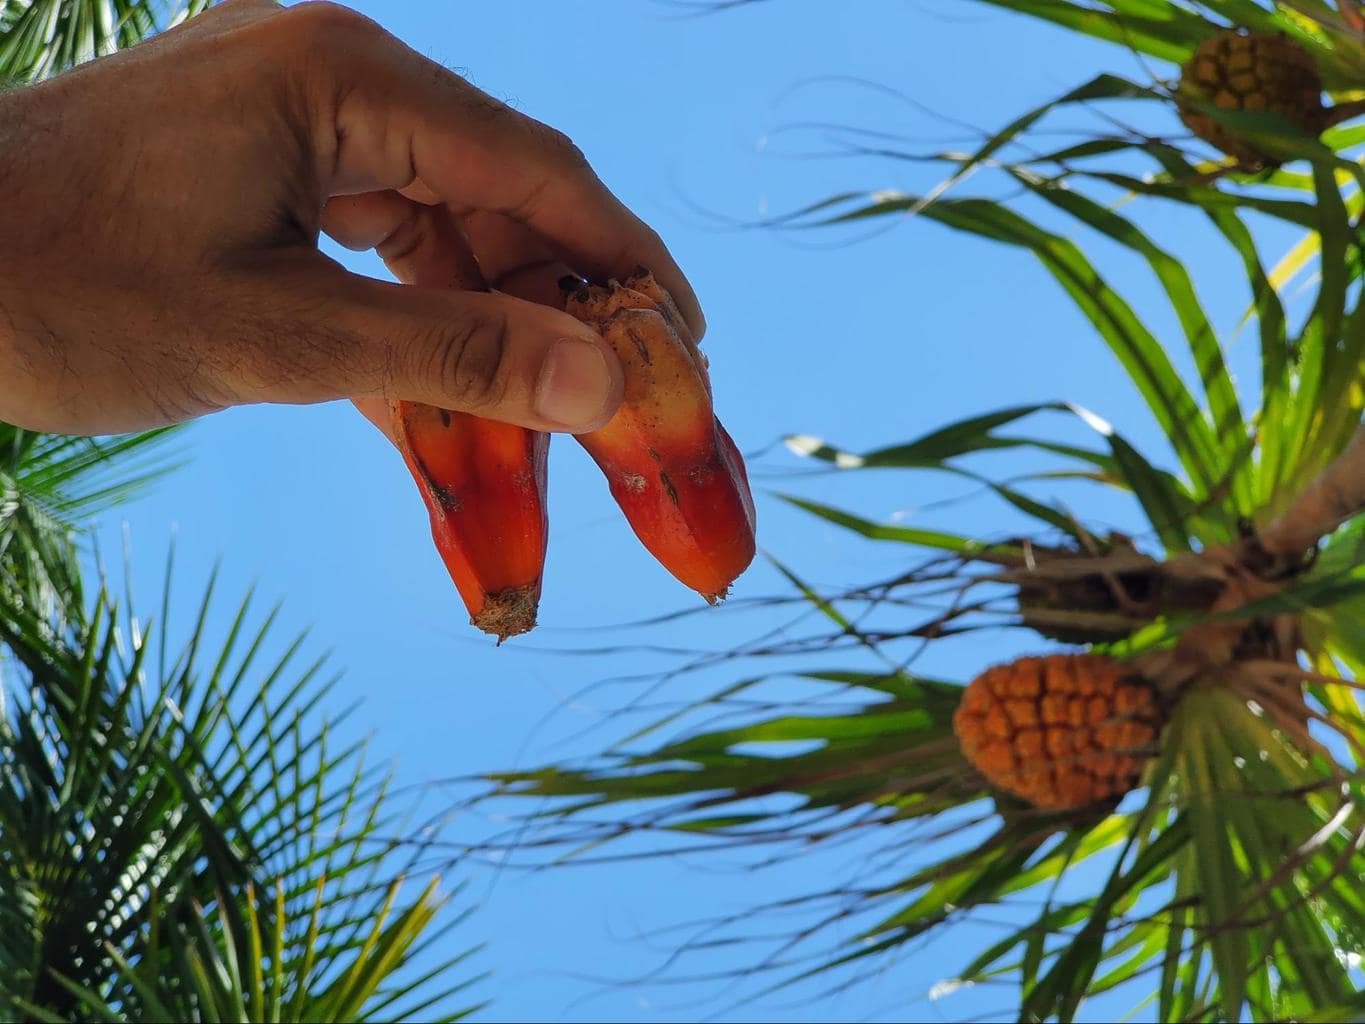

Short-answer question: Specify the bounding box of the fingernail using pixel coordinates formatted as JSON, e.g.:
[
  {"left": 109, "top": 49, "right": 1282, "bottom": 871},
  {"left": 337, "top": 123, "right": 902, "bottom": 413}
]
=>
[{"left": 535, "top": 338, "right": 617, "bottom": 431}]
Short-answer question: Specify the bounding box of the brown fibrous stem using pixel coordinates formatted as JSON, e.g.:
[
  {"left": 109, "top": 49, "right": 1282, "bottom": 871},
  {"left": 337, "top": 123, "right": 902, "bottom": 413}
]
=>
[
  {"left": 1258, "top": 422, "right": 1365, "bottom": 559},
  {"left": 1324, "top": 98, "right": 1365, "bottom": 128}
]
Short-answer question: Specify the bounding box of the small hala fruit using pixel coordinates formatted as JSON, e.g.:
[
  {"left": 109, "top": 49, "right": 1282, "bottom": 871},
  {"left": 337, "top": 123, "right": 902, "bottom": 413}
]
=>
[
  {"left": 1176, "top": 29, "right": 1326, "bottom": 168},
  {"left": 392, "top": 268, "right": 752, "bottom": 639},
  {"left": 392, "top": 401, "right": 549, "bottom": 643},
  {"left": 953, "top": 653, "right": 1161, "bottom": 811},
  {"left": 564, "top": 270, "right": 756, "bottom": 603}
]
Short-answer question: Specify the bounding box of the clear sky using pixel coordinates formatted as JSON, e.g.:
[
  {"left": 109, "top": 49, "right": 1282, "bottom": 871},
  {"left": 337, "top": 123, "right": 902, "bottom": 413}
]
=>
[{"left": 91, "top": 1, "right": 1277, "bottom": 1019}]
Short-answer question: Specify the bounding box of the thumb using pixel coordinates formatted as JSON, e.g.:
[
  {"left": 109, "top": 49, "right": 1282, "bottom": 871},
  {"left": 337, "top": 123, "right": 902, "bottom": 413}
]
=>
[{"left": 241, "top": 254, "right": 624, "bottom": 433}]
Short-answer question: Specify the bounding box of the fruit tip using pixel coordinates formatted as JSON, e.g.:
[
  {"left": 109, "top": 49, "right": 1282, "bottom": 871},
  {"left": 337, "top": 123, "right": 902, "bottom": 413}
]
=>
[{"left": 471, "top": 584, "right": 540, "bottom": 643}]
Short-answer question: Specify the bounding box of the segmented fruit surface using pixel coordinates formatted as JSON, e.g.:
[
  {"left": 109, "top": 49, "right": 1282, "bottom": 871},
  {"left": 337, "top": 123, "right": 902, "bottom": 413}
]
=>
[
  {"left": 953, "top": 654, "right": 1160, "bottom": 811},
  {"left": 565, "top": 270, "right": 756, "bottom": 602},
  {"left": 1176, "top": 29, "right": 1324, "bottom": 167}
]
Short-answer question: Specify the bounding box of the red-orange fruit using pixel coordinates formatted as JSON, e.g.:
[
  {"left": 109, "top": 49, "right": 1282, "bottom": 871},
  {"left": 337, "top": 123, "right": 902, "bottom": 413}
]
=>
[
  {"left": 953, "top": 654, "right": 1160, "bottom": 811},
  {"left": 564, "top": 270, "right": 756, "bottom": 602},
  {"left": 392, "top": 400, "right": 548, "bottom": 642}
]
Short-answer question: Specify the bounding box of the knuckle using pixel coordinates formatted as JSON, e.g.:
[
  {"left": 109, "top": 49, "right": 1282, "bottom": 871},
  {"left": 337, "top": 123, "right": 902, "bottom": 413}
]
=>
[
  {"left": 539, "top": 123, "right": 588, "bottom": 169},
  {"left": 250, "top": 3, "right": 339, "bottom": 66},
  {"left": 432, "top": 310, "right": 511, "bottom": 411},
  {"left": 636, "top": 223, "right": 666, "bottom": 259},
  {"left": 268, "top": 0, "right": 386, "bottom": 65},
  {"left": 282, "top": 0, "right": 375, "bottom": 37}
]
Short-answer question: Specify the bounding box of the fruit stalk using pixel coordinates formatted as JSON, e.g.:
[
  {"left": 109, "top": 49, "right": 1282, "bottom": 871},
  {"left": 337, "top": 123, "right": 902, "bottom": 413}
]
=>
[{"left": 1259, "top": 423, "right": 1365, "bottom": 559}]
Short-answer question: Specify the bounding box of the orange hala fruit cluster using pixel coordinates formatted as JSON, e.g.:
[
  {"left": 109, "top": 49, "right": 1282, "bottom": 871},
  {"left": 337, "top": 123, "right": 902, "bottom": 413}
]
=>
[
  {"left": 392, "top": 269, "right": 756, "bottom": 642},
  {"left": 953, "top": 654, "right": 1161, "bottom": 811}
]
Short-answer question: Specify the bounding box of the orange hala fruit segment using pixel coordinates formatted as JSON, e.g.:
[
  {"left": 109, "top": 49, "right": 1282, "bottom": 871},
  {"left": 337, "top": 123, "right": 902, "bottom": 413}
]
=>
[
  {"left": 564, "top": 270, "right": 756, "bottom": 602},
  {"left": 391, "top": 400, "right": 549, "bottom": 642},
  {"left": 953, "top": 653, "right": 1160, "bottom": 811},
  {"left": 1176, "top": 30, "right": 1325, "bottom": 168}
]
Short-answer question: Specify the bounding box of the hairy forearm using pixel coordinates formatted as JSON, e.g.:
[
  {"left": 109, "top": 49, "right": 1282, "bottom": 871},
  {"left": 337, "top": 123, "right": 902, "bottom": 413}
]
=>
[
  {"left": 0, "top": 82, "right": 84, "bottom": 431},
  {"left": 0, "top": 80, "right": 52, "bottom": 253},
  {"left": 0, "top": 89, "right": 33, "bottom": 423}
]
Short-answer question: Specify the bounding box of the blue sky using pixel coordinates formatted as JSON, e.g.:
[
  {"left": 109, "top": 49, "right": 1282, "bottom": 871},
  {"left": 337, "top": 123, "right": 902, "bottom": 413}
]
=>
[{"left": 92, "top": 1, "right": 1292, "bottom": 1019}]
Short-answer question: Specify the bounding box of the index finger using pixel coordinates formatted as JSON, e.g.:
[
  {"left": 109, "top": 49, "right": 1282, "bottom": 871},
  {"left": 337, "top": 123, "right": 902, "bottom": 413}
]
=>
[{"left": 302, "top": 3, "right": 705, "bottom": 338}]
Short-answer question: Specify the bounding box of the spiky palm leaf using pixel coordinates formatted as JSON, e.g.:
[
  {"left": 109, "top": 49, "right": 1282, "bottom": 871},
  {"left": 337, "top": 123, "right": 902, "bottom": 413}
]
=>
[
  {"left": 0, "top": 424, "right": 182, "bottom": 626},
  {"left": 0, "top": 560, "right": 485, "bottom": 1022},
  {"left": 477, "top": 3, "right": 1365, "bottom": 1019},
  {"left": 0, "top": 0, "right": 211, "bottom": 83},
  {"left": 690, "top": 0, "right": 1365, "bottom": 92},
  {"left": 61, "top": 876, "right": 482, "bottom": 1024},
  {"left": 966, "top": 0, "right": 1365, "bottom": 94}
]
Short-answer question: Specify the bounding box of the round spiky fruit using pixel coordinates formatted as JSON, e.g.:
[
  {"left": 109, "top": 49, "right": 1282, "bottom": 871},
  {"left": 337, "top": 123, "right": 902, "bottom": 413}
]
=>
[
  {"left": 953, "top": 654, "right": 1161, "bottom": 811},
  {"left": 1176, "top": 30, "right": 1325, "bottom": 168}
]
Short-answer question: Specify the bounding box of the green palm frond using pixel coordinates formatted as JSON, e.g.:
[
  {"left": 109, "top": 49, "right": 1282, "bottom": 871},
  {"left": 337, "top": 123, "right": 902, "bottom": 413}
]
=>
[
  {"left": 767, "top": 29, "right": 1363, "bottom": 546},
  {"left": 476, "top": 538, "right": 1364, "bottom": 1017},
  {"left": 0, "top": 0, "right": 211, "bottom": 83},
  {"left": 0, "top": 426, "right": 183, "bottom": 521},
  {"left": 967, "top": 0, "right": 1365, "bottom": 92},
  {"left": 0, "top": 424, "right": 182, "bottom": 625},
  {"left": 687, "top": 0, "right": 1365, "bottom": 90},
  {"left": 0, "top": 562, "right": 484, "bottom": 1022},
  {"left": 22, "top": 877, "right": 486, "bottom": 1024}
]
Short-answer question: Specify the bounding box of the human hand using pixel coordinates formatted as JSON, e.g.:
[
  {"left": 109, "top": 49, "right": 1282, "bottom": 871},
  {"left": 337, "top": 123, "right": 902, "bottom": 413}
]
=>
[{"left": 0, "top": 0, "right": 703, "bottom": 437}]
